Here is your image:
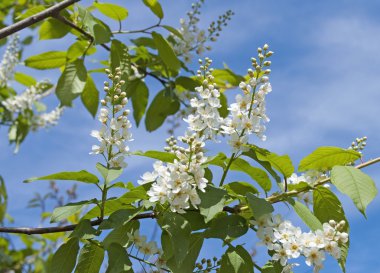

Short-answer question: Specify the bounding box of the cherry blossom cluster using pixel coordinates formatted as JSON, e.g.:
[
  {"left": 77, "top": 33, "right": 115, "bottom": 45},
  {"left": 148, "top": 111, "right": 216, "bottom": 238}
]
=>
[
  {"left": 2, "top": 80, "right": 52, "bottom": 113},
  {"left": 172, "top": 0, "right": 233, "bottom": 63},
  {"left": 0, "top": 34, "right": 19, "bottom": 86},
  {"left": 184, "top": 58, "right": 224, "bottom": 140},
  {"left": 252, "top": 214, "right": 348, "bottom": 273},
  {"left": 139, "top": 133, "right": 208, "bottom": 213},
  {"left": 127, "top": 230, "right": 167, "bottom": 271},
  {"left": 2, "top": 80, "right": 65, "bottom": 131},
  {"left": 30, "top": 106, "right": 64, "bottom": 131},
  {"left": 90, "top": 67, "right": 133, "bottom": 168},
  {"left": 221, "top": 44, "right": 273, "bottom": 152}
]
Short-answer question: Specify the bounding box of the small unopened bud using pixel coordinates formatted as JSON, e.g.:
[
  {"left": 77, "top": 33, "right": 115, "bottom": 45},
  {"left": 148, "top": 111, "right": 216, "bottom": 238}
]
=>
[
  {"left": 266, "top": 51, "right": 274, "bottom": 57},
  {"left": 121, "top": 98, "right": 128, "bottom": 105},
  {"left": 120, "top": 80, "right": 125, "bottom": 85},
  {"left": 263, "top": 44, "right": 269, "bottom": 50}
]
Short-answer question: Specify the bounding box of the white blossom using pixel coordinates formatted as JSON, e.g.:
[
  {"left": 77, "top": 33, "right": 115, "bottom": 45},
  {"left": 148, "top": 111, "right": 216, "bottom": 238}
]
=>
[
  {"left": 0, "top": 34, "right": 19, "bottom": 86},
  {"left": 90, "top": 68, "right": 132, "bottom": 169},
  {"left": 251, "top": 214, "right": 348, "bottom": 272}
]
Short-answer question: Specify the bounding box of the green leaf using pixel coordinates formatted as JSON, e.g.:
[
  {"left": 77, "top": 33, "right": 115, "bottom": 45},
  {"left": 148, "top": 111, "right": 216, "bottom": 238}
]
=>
[
  {"left": 74, "top": 243, "right": 104, "bottom": 273},
  {"left": 243, "top": 147, "right": 281, "bottom": 184},
  {"left": 219, "top": 245, "right": 254, "bottom": 273},
  {"left": 51, "top": 200, "right": 96, "bottom": 223},
  {"left": 331, "top": 166, "right": 377, "bottom": 217},
  {"left": 207, "top": 153, "right": 271, "bottom": 191},
  {"left": 255, "top": 151, "right": 294, "bottom": 178},
  {"left": 133, "top": 150, "right": 176, "bottom": 162},
  {"left": 298, "top": 146, "right": 361, "bottom": 172},
  {"left": 261, "top": 261, "right": 284, "bottom": 273},
  {"left": 24, "top": 51, "right": 67, "bottom": 70},
  {"left": 246, "top": 192, "right": 274, "bottom": 219},
  {"left": 81, "top": 75, "right": 99, "bottom": 118},
  {"left": 159, "top": 212, "right": 191, "bottom": 265},
  {"left": 56, "top": 59, "right": 87, "bottom": 106},
  {"left": 96, "top": 163, "right": 123, "bottom": 184},
  {"left": 99, "top": 208, "right": 141, "bottom": 229},
  {"left": 205, "top": 214, "right": 248, "bottom": 241},
  {"left": 162, "top": 25, "right": 183, "bottom": 40},
  {"left": 288, "top": 199, "right": 322, "bottom": 231},
  {"left": 39, "top": 18, "right": 70, "bottom": 40},
  {"left": 231, "top": 158, "right": 272, "bottom": 191},
  {"left": 94, "top": 3, "right": 128, "bottom": 21},
  {"left": 166, "top": 233, "right": 204, "bottom": 273},
  {"left": 110, "top": 39, "right": 129, "bottom": 74},
  {"left": 0, "top": 176, "right": 7, "bottom": 223},
  {"left": 152, "top": 32, "right": 180, "bottom": 73},
  {"left": 49, "top": 238, "right": 79, "bottom": 273},
  {"left": 199, "top": 185, "right": 227, "bottom": 222},
  {"left": 145, "top": 89, "right": 180, "bottom": 131},
  {"left": 78, "top": 5, "right": 112, "bottom": 44},
  {"left": 103, "top": 221, "right": 139, "bottom": 249},
  {"left": 129, "top": 79, "right": 149, "bottom": 126},
  {"left": 212, "top": 69, "right": 245, "bottom": 87},
  {"left": 313, "top": 186, "right": 349, "bottom": 271},
  {"left": 143, "top": 0, "right": 164, "bottom": 19},
  {"left": 182, "top": 211, "right": 207, "bottom": 231},
  {"left": 14, "top": 72, "right": 37, "bottom": 87},
  {"left": 224, "top": 181, "right": 259, "bottom": 198},
  {"left": 105, "top": 243, "right": 132, "bottom": 273},
  {"left": 17, "top": 5, "right": 46, "bottom": 20},
  {"left": 67, "top": 41, "right": 96, "bottom": 61},
  {"left": 24, "top": 170, "right": 99, "bottom": 184},
  {"left": 70, "top": 219, "right": 97, "bottom": 239},
  {"left": 175, "top": 76, "right": 200, "bottom": 91},
  {"left": 218, "top": 92, "right": 229, "bottom": 118}
]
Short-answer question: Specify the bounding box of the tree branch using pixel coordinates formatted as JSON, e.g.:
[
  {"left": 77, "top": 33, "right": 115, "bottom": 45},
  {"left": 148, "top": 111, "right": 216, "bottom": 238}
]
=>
[
  {"left": 0, "top": 0, "right": 81, "bottom": 40},
  {"left": 0, "top": 212, "right": 156, "bottom": 235}
]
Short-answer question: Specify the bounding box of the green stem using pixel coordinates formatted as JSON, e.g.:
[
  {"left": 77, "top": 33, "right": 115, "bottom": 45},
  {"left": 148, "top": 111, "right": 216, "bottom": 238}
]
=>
[
  {"left": 219, "top": 153, "right": 236, "bottom": 186},
  {"left": 128, "top": 253, "right": 170, "bottom": 272}
]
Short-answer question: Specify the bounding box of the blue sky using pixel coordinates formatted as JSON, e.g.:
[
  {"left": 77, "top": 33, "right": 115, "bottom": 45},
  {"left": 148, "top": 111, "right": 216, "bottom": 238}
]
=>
[{"left": 1, "top": 0, "right": 380, "bottom": 272}]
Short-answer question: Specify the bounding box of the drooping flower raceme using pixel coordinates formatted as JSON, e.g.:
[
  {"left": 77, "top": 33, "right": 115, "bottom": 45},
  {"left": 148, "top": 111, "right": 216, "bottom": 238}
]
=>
[
  {"left": 2, "top": 80, "right": 52, "bottom": 113},
  {"left": 2, "top": 80, "right": 65, "bottom": 131},
  {"left": 171, "top": 0, "right": 233, "bottom": 63},
  {"left": 252, "top": 214, "right": 348, "bottom": 273},
  {"left": 222, "top": 45, "right": 273, "bottom": 153},
  {"left": 139, "top": 133, "right": 208, "bottom": 213},
  {"left": 184, "top": 58, "right": 224, "bottom": 140},
  {"left": 0, "top": 34, "right": 19, "bottom": 87},
  {"left": 90, "top": 67, "right": 133, "bottom": 169}
]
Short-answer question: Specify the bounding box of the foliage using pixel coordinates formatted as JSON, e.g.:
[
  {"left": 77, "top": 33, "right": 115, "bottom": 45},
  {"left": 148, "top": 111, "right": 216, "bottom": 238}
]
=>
[{"left": 0, "top": 1, "right": 378, "bottom": 273}]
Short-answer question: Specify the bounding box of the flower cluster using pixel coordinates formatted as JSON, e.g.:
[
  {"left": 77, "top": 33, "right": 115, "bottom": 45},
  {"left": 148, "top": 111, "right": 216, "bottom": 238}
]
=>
[
  {"left": 349, "top": 136, "right": 367, "bottom": 154},
  {"left": 2, "top": 80, "right": 65, "bottom": 131},
  {"left": 252, "top": 214, "right": 348, "bottom": 273},
  {"left": 0, "top": 34, "right": 19, "bottom": 86},
  {"left": 127, "top": 230, "right": 167, "bottom": 270},
  {"left": 222, "top": 44, "right": 273, "bottom": 152},
  {"left": 31, "top": 106, "right": 64, "bottom": 131},
  {"left": 139, "top": 133, "right": 208, "bottom": 213},
  {"left": 90, "top": 67, "right": 133, "bottom": 168},
  {"left": 184, "top": 58, "right": 224, "bottom": 140},
  {"left": 172, "top": 0, "right": 233, "bottom": 63},
  {"left": 2, "top": 80, "right": 52, "bottom": 113}
]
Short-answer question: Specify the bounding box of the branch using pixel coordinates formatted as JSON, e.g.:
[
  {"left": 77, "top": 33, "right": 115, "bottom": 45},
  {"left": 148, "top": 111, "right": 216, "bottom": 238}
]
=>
[
  {"left": 0, "top": 0, "right": 81, "bottom": 40},
  {"left": 3, "top": 157, "right": 377, "bottom": 235},
  {"left": 0, "top": 212, "right": 155, "bottom": 235},
  {"left": 266, "top": 156, "right": 380, "bottom": 204}
]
